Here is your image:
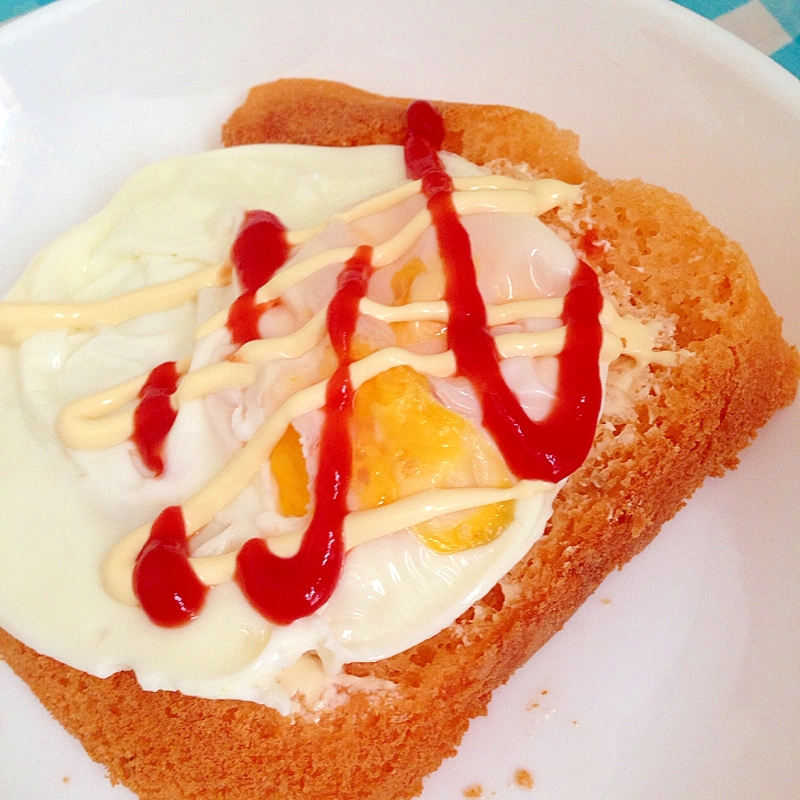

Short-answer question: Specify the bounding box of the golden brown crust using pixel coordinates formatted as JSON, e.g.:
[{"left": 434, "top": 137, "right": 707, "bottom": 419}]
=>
[
  {"left": 3, "top": 78, "right": 799, "bottom": 800},
  {"left": 221, "top": 79, "right": 588, "bottom": 185}
]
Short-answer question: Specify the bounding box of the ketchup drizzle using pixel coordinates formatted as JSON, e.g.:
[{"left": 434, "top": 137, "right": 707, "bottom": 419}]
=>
[
  {"left": 132, "top": 211, "right": 291, "bottom": 622},
  {"left": 227, "top": 210, "right": 290, "bottom": 344},
  {"left": 131, "top": 360, "right": 180, "bottom": 476},
  {"left": 234, "top": 245, "right": 374, "bottom": 625},
  {"left": 227, "top": 292, "right": 278, "bottom": 345},
  {"left": 133, "top": 505, "right": 208, "bottom": 626},
  {"left": 130, "top": 211, "right": 290, "bottom": 477},
  {"left": 404, "top": 100, "right": 603, "bottom": 482},
  {"left": 134, "top": 102, "right": 605, "bottom": 628},
  {"left": 230, "top": 210, "right": 290, "bottom": 294}
]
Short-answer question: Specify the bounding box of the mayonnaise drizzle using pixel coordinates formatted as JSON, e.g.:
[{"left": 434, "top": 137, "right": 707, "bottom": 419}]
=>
[
  {"left": 0, "top": 264, "right": 231, "bottom": 346},
  {"left": 57, "top": 296, "right": 640, "bottom": 452},
  {"left": 0, "top": 167, "right": 676, "bottom": 620}
]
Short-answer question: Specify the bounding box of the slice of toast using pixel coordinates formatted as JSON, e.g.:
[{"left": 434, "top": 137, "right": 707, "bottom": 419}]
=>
[{"left": 1, "top": 79, "right": 798, "bottom": 800}]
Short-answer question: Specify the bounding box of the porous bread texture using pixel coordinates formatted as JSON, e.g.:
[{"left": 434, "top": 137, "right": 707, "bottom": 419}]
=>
[{"left": 2, "top": 79, "right": 798, "bottom": 800}]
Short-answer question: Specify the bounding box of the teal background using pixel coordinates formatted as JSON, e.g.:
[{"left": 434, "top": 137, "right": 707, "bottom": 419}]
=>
[{"left": 0, "top": 0, "right": 55, "bottom": 20}]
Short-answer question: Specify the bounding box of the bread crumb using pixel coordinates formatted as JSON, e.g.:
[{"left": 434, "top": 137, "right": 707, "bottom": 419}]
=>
[
  {"left": 601, "top": 597, "right": 612, "bottom": 605},
  {"left": 463, "top": 784, "right": 483, "bottom": 798},
  {"left": 526, "top": 700, "right": 540, "bottom": 710},
  {"left": 62, "top": 775, "right": 70, "bottom": 783},
  {"left": 498, "top": 577, "right": 521, "bottom": 604},
  {"left": 514, "top": 768, "right": 534, "bottom": 789}
]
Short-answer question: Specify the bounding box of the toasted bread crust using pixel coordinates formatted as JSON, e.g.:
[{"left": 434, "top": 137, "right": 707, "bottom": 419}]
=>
[{"left": 2, "top": 79, "right": 798, "bottom": 800}]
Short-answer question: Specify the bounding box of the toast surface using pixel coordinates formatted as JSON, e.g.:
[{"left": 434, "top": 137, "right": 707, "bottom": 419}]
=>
[{"left": 1, "top": 79, "right": 798, "bottom": 800}]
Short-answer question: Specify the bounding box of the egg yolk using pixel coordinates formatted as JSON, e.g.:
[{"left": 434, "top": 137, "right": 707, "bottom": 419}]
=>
[
  {"left": 391, "top": 256, "right": 427, "bottom": 304},
  {"left": 269, "top": 423, "right": 310, "bottom": 517},
  {"left": 350, "top": 365, "right": 515, "bottom": 553},
  {"left": 388, "top": 257, "right": 448, "bottom": 352},
  {"left": 268, "top": 258, "right": 517, "bottom": 554}
]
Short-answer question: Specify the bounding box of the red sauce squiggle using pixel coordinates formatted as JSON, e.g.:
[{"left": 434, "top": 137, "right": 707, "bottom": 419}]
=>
[
  {"left": 133, "top": 505, "right": 209, "bottom": 626},
  {"left": 133, "top": 212, "right": 291, "bottom": 623},
  {"left": 131, "top": 360, "right": 180, "bottom": 476},
  {"left": 234, "top": 245, "right": 374, "bottom": 625},
  {"left": 404, "top": 100, "right": 603, "bottom": 482},
  {"left": 227, "top": 210, "right": 290, "bottom": 344},
  {"left": 134, "top": 102, "right": 604, "bottom": 628},
  {"left": 230, "top": 210, "right": 290, "bottom": 294},
  {"left": 227, "top": 292, "right": 279, "bottom": 345},
  {"left": 131, "top": 211, "right": 290, "bottom": 476}
]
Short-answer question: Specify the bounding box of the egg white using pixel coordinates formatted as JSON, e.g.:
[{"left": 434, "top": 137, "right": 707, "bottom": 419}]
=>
[{"left": 0, "top": 145, "right": 569, "bottom": 713}]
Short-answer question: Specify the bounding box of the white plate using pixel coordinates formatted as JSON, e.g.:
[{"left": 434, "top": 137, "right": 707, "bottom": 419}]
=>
[{"left": 0, "top": 1, "right": 798, "bottom": 798}]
